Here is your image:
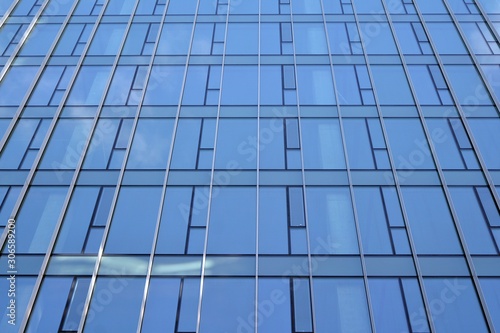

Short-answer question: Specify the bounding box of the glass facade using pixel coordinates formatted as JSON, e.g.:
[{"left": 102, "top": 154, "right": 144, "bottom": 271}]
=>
[{"left": 0, "top": 0, "right": 500, "bottom": 332}]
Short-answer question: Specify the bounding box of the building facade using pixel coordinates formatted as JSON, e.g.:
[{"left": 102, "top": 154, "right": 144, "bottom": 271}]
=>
[{"left": 0, "top": 0, "right": 500, "bottom": 332}]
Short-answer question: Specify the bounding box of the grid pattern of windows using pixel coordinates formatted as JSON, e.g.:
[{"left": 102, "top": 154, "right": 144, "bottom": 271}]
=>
[{"left": 1, "top": 0, "right": 500, "bottom": 332}]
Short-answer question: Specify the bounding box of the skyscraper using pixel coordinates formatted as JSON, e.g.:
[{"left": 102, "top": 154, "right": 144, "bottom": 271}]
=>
[{"left": 0, "top": 0, "right": 500, "bottom": 332}]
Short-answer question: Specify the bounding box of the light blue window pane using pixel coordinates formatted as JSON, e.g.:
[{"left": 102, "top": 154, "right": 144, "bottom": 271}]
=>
[
  {"left": 385, "top": 118, "right": 435, "bottom": 170},
  {"left": 0, "top": 0, "right": 15, "bottom": 16},
  {"left": 0, "top": 187, "right": 21, "bottom": 226},
  {"left": 19, "top": 24, "right": 60, "bottom": 56},
  {"left": 11, "top": 0, "right": 37, "bottom": 16},
  {"left": 393, "top": 23, "right": 423, "bottom": 54},
  {"left": 461, "top": 23, "right": 492, "bottom": 54},
  {"left": 425, "top": 118, "right": 465, "bottom": 169},
  {"left": 258, "top": 278, "right": 292, "bottom": 332},
  {"left": 261, "top": 23, "right": 280, "bottom": 55},
  {"left": 191, "top": 23, "right": 213, "bottom": 55},
  {"left": 313, "top": 278, "right": 372, "bottom": 333},
  {"left": 259, "top": 188, "right": 288, "bottom": 254},
  {"left": 62, "top": 278, "right": 91, "bottom": 331},
  {"left": 105, "top": 187, "right": 162, "bottom": 254},
  {"left": 177, "top": 278, "right": 201, "bottom": 331},
  {"left": 83, "top": 278, "right": 144, "bottom": 333},
  {"left": 408, "top": 65, "right": 441, "bottom": 105},
  {"left": 200, "top": 278, "right": 254, "bottom": 332},
  {"left": 208, "top": 187, "right": 256, "bottom": 254},
  {"left": 301, "top": 119, "right": 345, "bottom": 169},
  {"left": 171, "top": 119, "right": 202, "bottom": 169},
  {"left": 83, "top": 119, "right": 120, "bottom": 169},
  {"left": 297, "top": 65, "right": 336, "bottom": 105},
  {"left": 105, "top": 66, "right": 136, "bottom": 105},
  {"left": 401, "top": 278, "right": 431, "bottom": 332},
  {"left": 88, "top": 24, "right": 126, "bottom": 55},
  {"left": 371, "top": 65, "right": 414, "bottom": 105},
  {"left": 156, "top": 187, "right": 191, "bottom": 254},
  {"left": 307, "top": 187, "right": 359, "bottom": 254},
  {"left": 261, "top": 65, "right": 283, "bottom": 105},
  {"left": 324, "top": 0, "right": 342, "bottom": 13},
  {"left": 215, "top": 118, "right": 257, "bottom": 169},
  {"left": 293, "top": 279, "right": 313, "bottom": 331},
  {"left": 369, "top": 279, "right": 413, "bottom": 332},
  {"left": 292, "top": 0, "right": 322, "bottom": 13},
  {"left": 183, "top": 66, "right": 208, "bottom": 105},
  {"left": 327, "top": 23, "right": 351, "bottom": 55},
  {"left": 353, "top": 0, "right": 384, "bottom": 13},
  {"left": 221, "top": 66, "right": 258, "bottom": 105},
  {"left": 40, "top": 119, "right": 94, "bottom": 170},
  {"left": 343, "top": 118, "right": 376, "bottom": 169},
  {"left": 477, "top": 0, "right": 500, "bottom": 13},
  {"left": 136, "top": 0, "right": 160, "bottom": 15},
  {"left": 468, "top": 118, "right": 500, "bottom": 169},
  {"left": 0, "top": 119, "right": 39, "bottom": 169},
  {"left": 0, "top": 277, "right": 36, "bottom": 332},
  {"left": 157, "top": 23, "right": 192, "bottom": 55},
  {"left": 479, "top": 278, "right": 500, "bottom": 332},
  {"left": 13, "top": 186, "right": 68, "bottom": 254},
  {"left": 294, "top": 23, "right": 328, "bottom": 54},
  {"left": 335, "top": 66, "right": 362, "bottom": 105},
  {"left": 262, "top": 0, "right": 279, "bottom": 14},
  {"left": 424, "top": 278, "right": 488, "bottom": 333},
  {"left": 26, "top": 278, "right": 72, "bottom": 333},
  {"left": 166, "top": 0, "right": 197, "bottom": 14},
  {"left": 127, "top": 119, "right": 175, "bottom": 169},
  {"left": 226, "top": 23, "right": 258, "bottom": 54},
  {"left": 122, "top": 23, "right": 150, "bottom": 55},
  {"left": 401, "top": 187, "right": 462, "bottom": 254},
  {"left": 55, "top": 187, "right": 100, "bottom": 253},
  {"left": 449, "top": 187, "right": 497, "bottom": 254},
  {"left": 445, "top": 65, "right": 493, "bottom": 106},
  {"left": 359, "top": 23, "right": 398, "bottom": 54},
  {"left": 259, "top": 118, "right": 285, "bottom": 169},
  {"left": 67, "top": 66, "right": 112, "bottom": 105},
  {"left": 476, "top": 187, "right": 500, "bottom": 227},
  {"left": 354, "top": 187, "right": 393, "bottom": 254},
  {"left": 0, "top": 66, "right": 38, "bottom": 106},
  {"left": 414, "top": 0, "right": 449, "bottom": 14},
  {"left": 426, "top": 23, "right": 467, "bottom": 54},
  {"left": 481, "top": 65, "right": 500, "bottom": 101},
  {"left": 143, "top": 66, "right": 184, "bottom": 105},
  {"left": 105, "top": 0, "right": 135, "bottom": 15},
  {"left": 141, "top": 278, "right": 180, "bottom": 332},
  {"left": 28, "top": 66, "right": 66, "bottom": 105},
  {"left": 53, "top": 23, "right": 84, "bottom": 55}
]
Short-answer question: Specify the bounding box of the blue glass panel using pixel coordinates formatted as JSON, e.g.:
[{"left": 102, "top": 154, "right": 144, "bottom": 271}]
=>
[
  {"left": 127, "top": 119, "right": 175, "bottom": 169},
  {"left": 353, "top": 0, "right": 384, "bottom": 13},
  {"left": 215, "top": 118, "right": 257, "bottom": 170},
  {"left": 207, "top": 187, "right": 256, "bottom": 254},
  {"left": 0, "top": 66, "right": 38, "bottom": 106},
  {"left": 401, "top": 278, "right": 431, "bottom": 332},
  {"left": 105, "top": 0, "right": 135, "bottom": 15},
  {"left": 40, "top": 119, "right": 94, "bottom": 170},
  {"left": 83, "top": 278, "right": 144, "bottom": 333},
  {"left": 19, "top": 24, "right": 60, "bottom": 56},
  {"left": 221, "top": 66, "right": 258, "bottom": 105},
  {"left": 105, "top": 186, "right": 162, "bottom": 254},
  {"left": 297, "top": 65, "right": 336, "bottom": 105},
  {"left": 468, "top": 118, "right": 500, "bottom": 169},
  {"left": 307, "top": 187, "right": 359, "bottom": 254},
  {"left": 425, "top": 118, "right": 466, "bottom": 169},
  {"left": 384, "top": 118, "right": 435, "bottom": 170},
  {"left": 258, "top": 278, "right": 292, "bottom": 332},
  {"left": 83, "top": 119, "right": 120, "bottom": 169},
  {"left": 354, "top": 187, "right": 393, "bottom": 254},
  {"left": 0, "top": 187, "right": 21, "bottom": 226},
  {"left": 226, "top": 23, "right": 258, "bottom": 54},
  {"left": 401, "top": 187, "right": 462, "bottom": 254},
  {"left": 0, "top": 119, "right": 39, "bottom": 169},
  {"left": 414, "top": 0, "right": 449, "bottom": 14},
  {"left": 294, "top": 23, "right": 328, "bottom": 54},
  {"left": 177, "top": 278, "right": 200, "bottom": 331},
  {"left": 313, "top": 278, "right": 372, "bottom": 333},
  {"left": 259, "top": 187, "right": 288, "bottom": 254},
  {"left": 301, "top": 118, "right": 345, "bottom": 169},
  {"left": 260, "top": 65, "right": 283, "bottom": 105},
  {"left": 327, "top": 23, "right": 351, "bottom": 55},
  {"left": 335, "top": 66, "right": 362, "bottom": 105},
  {"left": 157, "top": 23, "right": 193, "bottom": 55},
  {"left": 0, "top": 277, "right": 36, "bottom": 332},
  {"left": 105, "top": 66, "right": 137, "bottom": 105},
  {"left": 143, "top": 66, "right": 185, "bottom": 105},
  {"left": 449, "top": 187, "right": 497, "bottom": 254},
  {"left": 62, "top": 278, "right": 91, "bottom": 331},
  {"left": 26, "top": 278, "right": 72, "bottom": 333},
  {"left": 424, "top": 278, "right": 488, "bottom": 333},
  {"left": 292, "top": 0, "right": 321, "bottom": 13},
  {"left": 408, "top": 65, "right": 442, "bottom": 105},
  {"left": 88, "top": 24, "right": 126, "bottom": 55},
  {"left": 200, "top": 278, "right": 254, "bottom": 332},
  {"left": 343, "top": 118, "right": 375, "bottom": 169},
  {"left": 259, "top": 118, "right": 285, "bottom": 169},
  {"left": 66, "top": 66, "right": 113, "bottom": 105},
  {"left": 171, "top": 119, "right": 202, "bottom": 169},
  {"left": 479, "top": 278, "right": 500, "bottom": 332},
  {"left": 141, "top": 278, "right": 180, "bottom": 332},
  {"left": 261, "top": 23, "right": 280, "bottom": 55},
  {"left": 55, "top": 187, "right": 100, "bottom": 253},
  {"left": 393, "top": 23, "right": 423, "bottom": 54},
  {"left": 359, "top": 23, "right": 398, "bottom": 54},
  {"left": 13, "top": 186, "right": 68, "bottom": 254},
  {"left": 183, "top": 66, "right": 209, "bottom": 105},
  {"left": 426, "top": 22, "right": 467, "bottom": 55},
  {"left": 371, "top": 65, "right": 414, "bottom": 105}
]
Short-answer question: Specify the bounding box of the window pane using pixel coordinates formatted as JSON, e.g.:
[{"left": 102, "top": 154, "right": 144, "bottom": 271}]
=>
[
  {"left": 301, "top": 119, "right": 345, "bottom": 169},
  {"left": 371, "top": 65, "right": 414, "bottom": 105},
  {"left": 215, "top": 119, "right": 257, "bottom": 170},
  {"left": 297, "top": 65, "right": 336, "bottom": 105},
  {"left": 142, "top": 278, "right": 180, "bottom": 332}
]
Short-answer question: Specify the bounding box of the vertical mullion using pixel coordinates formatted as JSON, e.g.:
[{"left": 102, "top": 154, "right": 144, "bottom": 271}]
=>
[{"left": 255, "top": 0, "right": 261, "bottom": 332}]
